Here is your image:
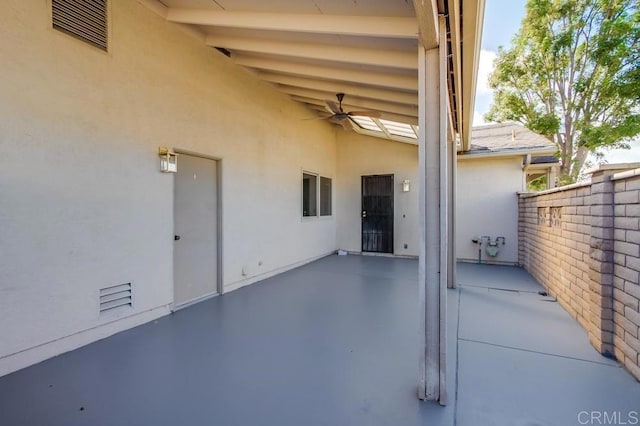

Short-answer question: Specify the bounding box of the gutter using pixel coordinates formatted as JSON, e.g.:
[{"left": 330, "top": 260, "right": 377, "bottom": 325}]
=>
[
  {"left": 460, "top": 0, "right": 487, "bottom": 152},
  {"left": 457, "top": 146, "right": 556, "bottom": 160}
]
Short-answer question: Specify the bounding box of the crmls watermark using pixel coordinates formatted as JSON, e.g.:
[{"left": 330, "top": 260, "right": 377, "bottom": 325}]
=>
[{"left": 578, "top": 411, "right": 639, "bottom": 425}]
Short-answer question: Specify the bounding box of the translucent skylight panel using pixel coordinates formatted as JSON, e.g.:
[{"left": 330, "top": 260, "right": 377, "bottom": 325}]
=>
[
  {"left": 389, "top": 129, "right": 417, "bottom": 138},
  {"left": 351, "top": 116, "right": 383, "bottom": 132},
  {"left": 379, "top": 119, "right": 418, "bottom": 138}
]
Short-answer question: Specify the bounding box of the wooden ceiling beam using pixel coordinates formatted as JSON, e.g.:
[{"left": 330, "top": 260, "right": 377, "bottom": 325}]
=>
[
  {"left": 259, "top": 73, "right": 418, "bottom": 105},
  {"left": 278, "top": 86, "right": 419, "bottom": 117},
  {"left": 167, "top": 9, "right": 418, "bottom": 39},
  {"left": 234, "top": 54, "right": 418, "bottom": 92},
  {"left": 291, "top": 96, "right": 418, "bottom": 125},
  {"left": 206, "top": 36, "right": 417, "bottom": 70}
]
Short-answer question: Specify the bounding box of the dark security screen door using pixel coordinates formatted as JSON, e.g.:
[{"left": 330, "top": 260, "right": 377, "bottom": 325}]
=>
[{"left": 361, "top": 175, "right": 394, "bottom": 253}]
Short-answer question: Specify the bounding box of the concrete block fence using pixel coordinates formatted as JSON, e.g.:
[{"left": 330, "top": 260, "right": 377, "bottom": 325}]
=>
[{"left": 519, "top": 165, "right": 640, "bottom": 380}]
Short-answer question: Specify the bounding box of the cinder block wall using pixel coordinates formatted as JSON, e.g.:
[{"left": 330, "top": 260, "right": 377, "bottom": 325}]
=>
[
  {"left": 519, "top": 182, "right": 593, "bottom": 330},
  {"left": 519, "top": 166, "right": 640, "bottom": 381},
  {"left": 612, "top": 171, "right": 640, "bottom": 380}
]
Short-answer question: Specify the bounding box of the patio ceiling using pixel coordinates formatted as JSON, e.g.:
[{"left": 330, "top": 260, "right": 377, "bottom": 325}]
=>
[{"left": 139, "top": 0, "right": 483, "bottom": 150}]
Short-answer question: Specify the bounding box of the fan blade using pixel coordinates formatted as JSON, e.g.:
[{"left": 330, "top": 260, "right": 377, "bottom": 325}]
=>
[
  {"left": 330, "top": 116, "right": 352, "bottom": 131},
  {"left": 303, "top": 114, "right": 332, "bottom": 120},
  {"left": 325, "top": 100, "right": 342, "bottom": 114},
  {"left": 338, "top": 119, "right": 352, "bottom": 130},
  {"left": 348, "top": 110, "right": 382, "bottom": 118}
]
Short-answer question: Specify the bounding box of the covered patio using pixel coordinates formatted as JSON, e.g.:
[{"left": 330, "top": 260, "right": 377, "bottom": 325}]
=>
[{"left": 1, "top": 255, "right": 638, "bottom": 426}]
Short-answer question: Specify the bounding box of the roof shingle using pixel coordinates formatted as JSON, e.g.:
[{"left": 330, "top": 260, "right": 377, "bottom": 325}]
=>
[{"left": 469, "top": 122, "right": 555, "bottom": 152}]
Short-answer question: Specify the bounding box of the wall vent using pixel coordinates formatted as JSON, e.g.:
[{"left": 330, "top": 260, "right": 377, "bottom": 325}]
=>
[
  {"left": 52, "top": 0, "right": 108, "bottom": 51},
  {"left": 99, "top": 283, "right": 132, "bottom": 315},
  {"left": 537, "top": 207, "right": 549, "bottom": 226},
  {"left": 551, "top": 207, "right": 562, "bottom": 228}
]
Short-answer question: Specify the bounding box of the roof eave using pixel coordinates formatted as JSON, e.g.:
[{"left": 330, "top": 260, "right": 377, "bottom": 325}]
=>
[
  {"left": 457, "top": 146, "right": 557, "bottom": 160},
  {"left": 460, "top": 0, "right": 486, "bottom": 152}
]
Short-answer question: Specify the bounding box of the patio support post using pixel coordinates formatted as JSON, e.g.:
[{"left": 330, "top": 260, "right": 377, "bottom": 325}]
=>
[
  {"left": 447, "top": 115, "right": 456, "bottom": 290},
  {"left": 547, "top": 166, "right": 558, "bottom": 189},
  {"left": 418, "top": 15, "right": 448, "bottom": 404}
]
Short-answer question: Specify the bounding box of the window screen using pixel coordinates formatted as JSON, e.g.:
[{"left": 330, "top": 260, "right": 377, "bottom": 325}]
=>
[
  {"left": 302, "top": 173, "right": 317, "bottom": 217},
  {"left": 320, "top": 177, "right": 332, "bottom": 216}
]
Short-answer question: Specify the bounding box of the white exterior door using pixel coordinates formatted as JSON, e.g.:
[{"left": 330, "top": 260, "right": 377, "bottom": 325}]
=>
[{"left": 173, "top": 154, "right": 218, "bottom": 309}]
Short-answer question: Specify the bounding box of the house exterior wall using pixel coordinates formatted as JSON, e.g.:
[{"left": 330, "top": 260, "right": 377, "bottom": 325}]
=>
[
  {"left": 456, "top": 157, "right": 523, "bottom": 264},
  {"left": 335, "top": 132, "right": 419, "bottom": 256},
  {"left": 519, "top": 168, "right": 640, "bottom": 380},
  {"left": 0, "top": 0, "right": 337, "bottom": 376},
  {"left": 335, "top": 137, "right": 525, "bottom": 263}
]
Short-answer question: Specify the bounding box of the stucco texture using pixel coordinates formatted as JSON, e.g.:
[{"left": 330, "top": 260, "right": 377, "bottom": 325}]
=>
[
  {"left": 0, "top": 0, "right": 336, "bottom": 374},
  {"left": 456, "top": 157, "right": 523, "bottom": 264},
  {"left": 336, "top": 132, "right": 419, "bottom": 256}
]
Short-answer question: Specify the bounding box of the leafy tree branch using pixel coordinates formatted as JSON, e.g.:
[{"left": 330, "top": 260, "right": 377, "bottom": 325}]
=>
[{"left": 486, "top": 0, "right": 640, "bottom": 183}]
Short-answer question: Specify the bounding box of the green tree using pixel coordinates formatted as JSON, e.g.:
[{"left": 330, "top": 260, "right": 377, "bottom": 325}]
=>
[{"left": 486, "top": 0, "right": 640, "bottom": 183}]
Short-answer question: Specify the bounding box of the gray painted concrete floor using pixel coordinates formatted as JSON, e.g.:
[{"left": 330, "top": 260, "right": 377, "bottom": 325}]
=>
[
  {"left": 0, "top": 256, "right": 638, "bottom": 426},
  {"left": 455, "top": 263, "right": 640, "bottom": 425}
]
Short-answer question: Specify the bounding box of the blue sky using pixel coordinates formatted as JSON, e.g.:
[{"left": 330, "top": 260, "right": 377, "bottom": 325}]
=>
[
  {"left": 474, "top": 0, "right": 526, "bottom": 126},
  {"left": 475, "top": 0, "right": 640, "bottom": 162}
]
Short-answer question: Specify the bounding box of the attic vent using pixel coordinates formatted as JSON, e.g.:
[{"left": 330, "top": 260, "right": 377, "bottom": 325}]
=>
[
  {"left": 52, "top": 0, "right": 108, "bottom": 51},
  {"left": 99, "top": 283, "right": 132, "bottom": 315}
]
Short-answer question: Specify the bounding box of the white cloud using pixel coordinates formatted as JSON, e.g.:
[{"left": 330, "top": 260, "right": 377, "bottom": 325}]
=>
[
  {"left": 473, "top": 110, "right": 486, "bottom": 126},
  {"left": 602, "top": 139, "right": 640, "bottom": 163},
  {"left": 476, "top": 49, "right": 497, "bottom": 96}
]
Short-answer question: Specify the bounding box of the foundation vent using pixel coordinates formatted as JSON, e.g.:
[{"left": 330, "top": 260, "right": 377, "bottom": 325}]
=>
[
  {"left": 99, "top": 283, "right": 132, "bottom": 315},
  {"left": 52, "top": 0, "right": 108, "bottom": 51}
]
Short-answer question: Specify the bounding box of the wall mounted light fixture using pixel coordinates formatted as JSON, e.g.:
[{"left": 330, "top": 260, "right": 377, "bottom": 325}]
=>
[
  {"left": 402, "top": 179, "right": 410, "bottom": 192},
  {"left": 158, "top": 147, "right": 178, "bottom": 173}
]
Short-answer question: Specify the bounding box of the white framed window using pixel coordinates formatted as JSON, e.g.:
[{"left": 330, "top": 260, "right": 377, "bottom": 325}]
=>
[
  {"left": 302, "top": 172, "right": 332, "bottom": 218},
  {"left": 320, "top": 176, "right": 332, "bottom": 216}
]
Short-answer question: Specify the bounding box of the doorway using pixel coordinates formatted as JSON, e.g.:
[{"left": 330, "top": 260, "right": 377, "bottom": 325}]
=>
[
  {"left": 361, "top": 174, "right": 394, "bottom": 253},
  {"left": 173, "top": 153, "right": 220, "bottom": 309}
]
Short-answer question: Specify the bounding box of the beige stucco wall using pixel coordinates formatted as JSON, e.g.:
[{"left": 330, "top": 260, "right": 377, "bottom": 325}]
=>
[
  {"left": 335, "top": 136, "right": 525, "bottom": 263},
  {"left": 336, "top": 132, "right": 419, "bottom": 256},
  {"left": 0, "top": 0, "right": 337, "bottom": 375},
  {"left": 456, "top": 156, "right": 523, "bottom": 264}
]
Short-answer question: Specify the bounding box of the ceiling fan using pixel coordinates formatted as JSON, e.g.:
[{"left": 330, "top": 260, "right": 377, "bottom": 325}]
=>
[{"left": 322, "top": 93, "right": 381, "bottom": 130}]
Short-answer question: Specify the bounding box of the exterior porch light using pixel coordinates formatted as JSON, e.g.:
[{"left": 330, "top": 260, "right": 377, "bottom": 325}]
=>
[
  {"left": 158, "top": 147, "right": 178, "bottom": 173},
  {"left": 402, "top": 179, "right": 410, "bottom": 192}
]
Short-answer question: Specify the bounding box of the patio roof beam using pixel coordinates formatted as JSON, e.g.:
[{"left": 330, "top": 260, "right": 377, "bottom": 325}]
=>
[
  {"left": 411, "top": 0, "right": 439, "bottom": 49},
  {"left": 291, "top": 96, "right": 418, "bottom": 125},
  {"left": 259, "top": 73, "right": 418, "bottom": 105},
  {"left": 166, "top": 10, "right": 418, "bottom": 39},
  {"left": 277, "top": 86, "right": 419, "bottom": 117},
  {"left": 233, "top": 55, "right": 418, "bottom": 92},
  {"left": 206, "top": 36, "right": 418, "bottom": 71}
]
